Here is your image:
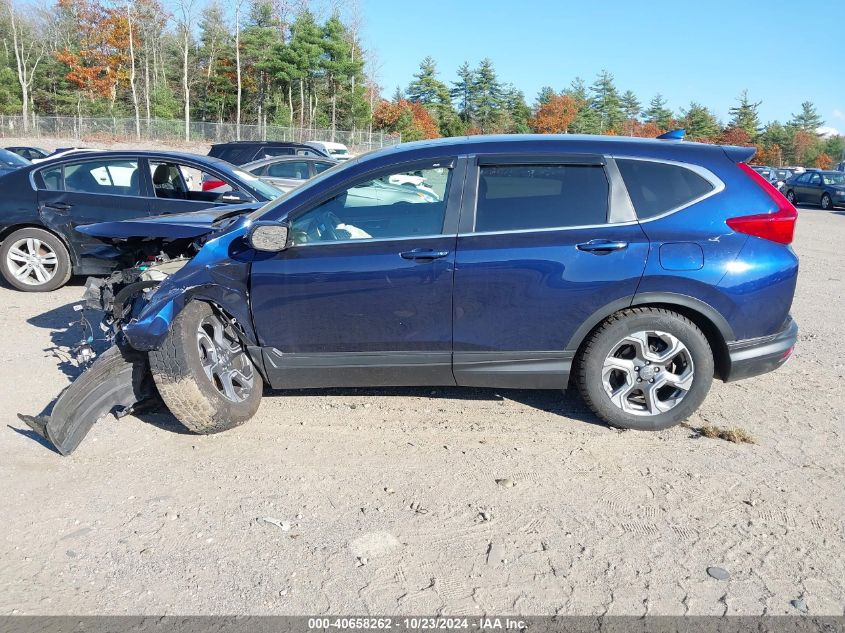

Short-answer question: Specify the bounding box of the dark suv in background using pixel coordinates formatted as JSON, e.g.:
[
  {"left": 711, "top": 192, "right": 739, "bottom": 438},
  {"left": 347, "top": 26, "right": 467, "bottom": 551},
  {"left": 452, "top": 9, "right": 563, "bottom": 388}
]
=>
[{"left": 208, "top": 141, "right": 329, "bottom": 166}]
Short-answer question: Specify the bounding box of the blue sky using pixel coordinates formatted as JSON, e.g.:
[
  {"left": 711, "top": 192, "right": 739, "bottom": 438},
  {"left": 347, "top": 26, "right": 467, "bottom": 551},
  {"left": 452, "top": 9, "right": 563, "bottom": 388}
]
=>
[{"left": 359, "top": 0, "right": 845, "bottom": 131}]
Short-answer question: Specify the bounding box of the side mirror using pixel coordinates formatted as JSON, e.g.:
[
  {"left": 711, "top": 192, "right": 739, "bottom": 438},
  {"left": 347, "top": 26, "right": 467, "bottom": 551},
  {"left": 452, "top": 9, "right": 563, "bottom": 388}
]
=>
[
  {"left": 247, "top": 221, "right": 289, "bottom": 252},
  {"left": 219, "top": 190, "right": 251, "bottom": 204}
]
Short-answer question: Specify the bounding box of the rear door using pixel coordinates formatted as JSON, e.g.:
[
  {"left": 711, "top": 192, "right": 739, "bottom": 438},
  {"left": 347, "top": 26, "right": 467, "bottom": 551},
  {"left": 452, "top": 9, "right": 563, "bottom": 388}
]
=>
[
  {"left": 452, "top": 155, "right": 649, "bottom": 388},
  {"left": 35, "top": 157, "right": 150, "bottom": 266}
]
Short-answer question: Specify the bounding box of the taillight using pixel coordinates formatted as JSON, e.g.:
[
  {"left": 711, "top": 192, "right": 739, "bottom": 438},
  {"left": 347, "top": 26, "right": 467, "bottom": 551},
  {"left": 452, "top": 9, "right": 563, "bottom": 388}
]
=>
[{"left": 726, "top": 163, "right": 797, "bottom": 245}]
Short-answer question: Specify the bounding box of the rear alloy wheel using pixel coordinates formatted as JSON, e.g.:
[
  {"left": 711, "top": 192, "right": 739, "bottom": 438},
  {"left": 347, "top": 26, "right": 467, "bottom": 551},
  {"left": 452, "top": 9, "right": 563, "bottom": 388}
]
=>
[
  {"left": 785, "top": 190, "right": 796, "bottom": 204},
  {"left": 149, "top": 301, "right": 263, "bottom": 434},
  {"left": 0, "top": 227, "right": 71, "bottom": 292},
  {"left": 577, "top": 308, "right": 714, "bottom": 430},
  {"left": 820, "top": 193, "right": 832, "bottom": 210}
]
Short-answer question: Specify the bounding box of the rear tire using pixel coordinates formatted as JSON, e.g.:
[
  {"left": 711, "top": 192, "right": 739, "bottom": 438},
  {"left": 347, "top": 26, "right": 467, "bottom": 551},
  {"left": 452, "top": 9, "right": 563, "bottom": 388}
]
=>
[
  {"left": 149, "top": 301, "right": 262, "bottom": 434},
  {"left": 785, "top": 190, "right": 796, "bottom": 204},
  {"left": 576, "top": 307, "right": 714, "bottom": 430},
  {"left": 0, "top": 227, "right": 72, "bottom": 292},
  {"left": 821, "top": 193, "right": 832, "bottom": 210}
]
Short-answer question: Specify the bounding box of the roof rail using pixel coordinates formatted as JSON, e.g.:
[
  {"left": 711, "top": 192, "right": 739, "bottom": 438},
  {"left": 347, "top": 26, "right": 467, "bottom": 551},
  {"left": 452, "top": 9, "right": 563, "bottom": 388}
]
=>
[{"left": 657, "top": 129, "right": 686, "bottom": 140}]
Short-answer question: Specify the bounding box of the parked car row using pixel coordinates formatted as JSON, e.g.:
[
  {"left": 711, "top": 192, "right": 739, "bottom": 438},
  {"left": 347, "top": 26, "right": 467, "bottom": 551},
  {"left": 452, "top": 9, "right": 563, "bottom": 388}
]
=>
[
  {"left": 0, "top": 141, "right": 366, "bottom": 291},
  {"left": 782, "top": 169, "right": 845, "bottom": 209},
  {"left": 5, "top": 132, "right": 800, "bottom": 456}
]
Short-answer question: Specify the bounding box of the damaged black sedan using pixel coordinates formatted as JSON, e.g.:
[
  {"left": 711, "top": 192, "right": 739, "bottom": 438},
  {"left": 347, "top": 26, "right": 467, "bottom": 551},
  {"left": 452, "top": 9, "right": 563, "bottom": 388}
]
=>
[{"left": 0, "top": 150, "right": 280, "bottom": 291}]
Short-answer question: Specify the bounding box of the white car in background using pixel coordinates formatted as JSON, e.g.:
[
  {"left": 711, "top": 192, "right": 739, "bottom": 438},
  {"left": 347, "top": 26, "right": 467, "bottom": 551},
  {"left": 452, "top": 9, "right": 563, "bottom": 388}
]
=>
[
  {"left": 306, "top": 140, "right": 353, "bottom": 162},
  {"left": 388, "top": 173, "right": 438, "bottom": 198}
]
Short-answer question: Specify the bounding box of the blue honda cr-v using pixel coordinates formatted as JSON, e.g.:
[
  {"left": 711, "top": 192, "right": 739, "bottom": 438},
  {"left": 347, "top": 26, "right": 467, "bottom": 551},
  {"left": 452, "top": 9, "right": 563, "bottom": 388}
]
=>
[{"left": 22, "top": 134, "right": 799, "bottom": 455}]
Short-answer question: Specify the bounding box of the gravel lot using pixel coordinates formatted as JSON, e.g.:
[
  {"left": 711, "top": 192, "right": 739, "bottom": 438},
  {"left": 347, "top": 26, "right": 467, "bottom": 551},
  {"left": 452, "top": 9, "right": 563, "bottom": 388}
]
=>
[{"left": 0, "top": 206, "right": 842, "bottom": 616}]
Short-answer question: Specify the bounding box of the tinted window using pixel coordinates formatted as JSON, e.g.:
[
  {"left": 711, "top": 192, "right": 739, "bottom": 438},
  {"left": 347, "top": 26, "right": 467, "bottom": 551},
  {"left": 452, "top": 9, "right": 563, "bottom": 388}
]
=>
[
  {"left": 796, "top": 173, "right": 810, "bottom": 184},
  {"left": 261, "top": 147, "right": 295, "bottom": 158},
  {"left": 809, "top": 173, "right": 821, "bottom": 185},
  {"left": 209, "top": 146, "right": 250, "bottom": 163},
  {"left": 314, "top": 161, "right": 333, "bottom": 174},
  {"left": 475, "top": 164, "right": 608, "bottom": 232},
  {"left": 616, "top": 159, "right": 714, "bottom": 219},
  {"left": 290, "top": 166, "right": 451, "bottom": 244},
  {"left": 267, "top": 160, "right": 310, "bottom": 179},
  {"left": 41, "top": 159, "right": 140, "bottom": 196}
]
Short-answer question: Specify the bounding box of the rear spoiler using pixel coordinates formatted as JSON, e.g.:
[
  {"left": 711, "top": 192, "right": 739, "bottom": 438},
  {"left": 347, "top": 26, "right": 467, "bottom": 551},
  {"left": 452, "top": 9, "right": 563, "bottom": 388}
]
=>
[{"left": 722, "top": 145, "right": 756, "bottom": 163}]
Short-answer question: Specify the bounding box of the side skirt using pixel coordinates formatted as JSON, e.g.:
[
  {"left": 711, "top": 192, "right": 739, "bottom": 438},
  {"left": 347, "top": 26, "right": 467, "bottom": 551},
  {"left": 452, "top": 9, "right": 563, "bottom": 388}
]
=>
[
  {"left": 261, "top": 348, "right": 572, "bottom": 391},
  {"left": 453, "top": 351, "right": 573, "bottom": 389},
  {"left": 262, "top": 349, "right": 455, "bottom": 389}
]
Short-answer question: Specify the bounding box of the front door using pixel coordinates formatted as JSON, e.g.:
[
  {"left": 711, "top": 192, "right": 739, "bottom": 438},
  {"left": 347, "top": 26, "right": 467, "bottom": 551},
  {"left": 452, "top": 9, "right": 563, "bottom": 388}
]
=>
[
  {"left": 250, "top": 159, "right": 462, "bottom": 388},
  {"left": 452, "top": 156, "right": 650, "bottom": 388},
  {"left": 36, "top": 157, "right": 150, "bottom": 270}
]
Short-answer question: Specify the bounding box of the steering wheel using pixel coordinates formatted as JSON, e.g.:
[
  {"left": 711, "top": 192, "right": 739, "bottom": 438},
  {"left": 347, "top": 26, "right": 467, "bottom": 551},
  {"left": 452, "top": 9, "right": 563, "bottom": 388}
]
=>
[{"left": 314, "top": 210, "right": 343, "bottom": 241}]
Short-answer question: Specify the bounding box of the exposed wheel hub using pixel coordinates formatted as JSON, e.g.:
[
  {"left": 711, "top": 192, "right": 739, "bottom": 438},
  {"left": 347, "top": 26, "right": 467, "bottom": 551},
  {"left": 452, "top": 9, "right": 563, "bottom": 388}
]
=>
[{"left": 196, "top": 313, "right": 255, "bottom": 403}]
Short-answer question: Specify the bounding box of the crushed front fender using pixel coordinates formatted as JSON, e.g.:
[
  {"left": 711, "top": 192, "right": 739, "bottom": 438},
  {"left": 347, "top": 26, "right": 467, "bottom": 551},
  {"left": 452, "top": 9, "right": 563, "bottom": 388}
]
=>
[{"left": 18, "top": 344, "right": 156, "bottom": 456}]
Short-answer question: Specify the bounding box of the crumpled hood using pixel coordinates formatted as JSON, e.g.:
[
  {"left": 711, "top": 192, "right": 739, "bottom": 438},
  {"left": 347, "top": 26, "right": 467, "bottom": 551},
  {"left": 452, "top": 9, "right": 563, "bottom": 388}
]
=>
[{"left": 77, "top": 202, "right": 262, "bottom": 240}]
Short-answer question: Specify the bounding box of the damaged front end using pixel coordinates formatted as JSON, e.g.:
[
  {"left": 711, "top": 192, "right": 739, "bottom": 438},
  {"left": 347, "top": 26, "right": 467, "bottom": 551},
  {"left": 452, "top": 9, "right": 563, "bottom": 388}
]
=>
[{"left": 20, "top": 207, "right": 259, "bottom": 455}]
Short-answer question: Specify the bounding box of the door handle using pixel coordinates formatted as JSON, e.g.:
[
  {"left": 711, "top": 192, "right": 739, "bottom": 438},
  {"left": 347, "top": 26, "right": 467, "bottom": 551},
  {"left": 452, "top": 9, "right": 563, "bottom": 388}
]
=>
[
  {"left": 400, "top": 248, "right": 449, "bottom": 261},
  {"left": 576, "top": 239, "right": 628, "bottom": 254}
]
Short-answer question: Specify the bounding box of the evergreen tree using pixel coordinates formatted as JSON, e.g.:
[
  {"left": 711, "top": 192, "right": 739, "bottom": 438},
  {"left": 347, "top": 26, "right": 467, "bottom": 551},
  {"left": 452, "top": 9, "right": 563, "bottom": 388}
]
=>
[
  {"left": 788, "top": 101, "right": 823, "bottom": 131},
  {"left": 644, "top": 93, "right": 673, "bottom": 129},
  {"left": 450, "top": 61, "right": 475, "bottom": 124},
  {"left": 621, "top": 90, "right": 640, "bottom": 120},
  {"left": 534, "top": 86, "right": 555, "bottom": 109},
  {"left": 681, "top": 102, "right": 719, "bottom": 141},
  {"left": 728, "top": 90, "right": 761, "bottom": 138},
  {"left": 590, "top": 70, "right": 623, "bottom": 133},
  {"left": 470, "top": 58, "right": 503, "bottom": 133},
  {"left": 620, "top": 89, "right": 640, "bottom": 135},
  {"left": 501, "top": 84, "right": 531, "bottom": 133},
  {"left": 406, "top": 56, "right": 460, "bottom": 136},
  {"left": 564, "top": 77, "right": 599, "bottom": 134}
]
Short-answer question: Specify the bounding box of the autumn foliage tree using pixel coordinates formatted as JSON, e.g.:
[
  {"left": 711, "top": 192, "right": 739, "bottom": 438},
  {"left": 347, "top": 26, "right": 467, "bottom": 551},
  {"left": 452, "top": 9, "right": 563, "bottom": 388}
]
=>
[
  {"left": 54, "top": 0, "right": 131, "bottom": 108},
  {"left": 528, "top": 94, "right": 578, "bottom": 134},
  {"left": 814, "top": 153, "right": 832, "bottom": 169},
  {"left": 372, "top": 98, "right": 439, "bottom": 141}
]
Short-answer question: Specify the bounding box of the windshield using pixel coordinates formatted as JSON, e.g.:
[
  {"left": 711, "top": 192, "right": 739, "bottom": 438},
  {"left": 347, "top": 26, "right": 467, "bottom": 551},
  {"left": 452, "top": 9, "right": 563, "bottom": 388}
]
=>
[
  {"left": 822, "top": 173, "right": 845, "bottom": 186},
  {"left": 248, "top": 159, "right": 349, "bottom": 220},
  {"left": 230, "top": 166, "right": 284, "bottom": 201},
  {"left": 0, "top": 148, "right": 31, "bottom": 167},
  {"left": 330, "top": 148, "right": 349, "bottom": 155}
]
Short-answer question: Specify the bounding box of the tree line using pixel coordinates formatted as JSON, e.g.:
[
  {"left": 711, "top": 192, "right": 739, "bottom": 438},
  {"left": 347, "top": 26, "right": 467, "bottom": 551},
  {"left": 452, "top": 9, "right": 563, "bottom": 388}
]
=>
[
  {"left": 1, "top": 0, "right": 373, "bottom": 140},
  {"left": 1, "top": 0, "right": 841, "bottom": 166},
  {"left": 377, "top": 58, "right": 843, "bottom": 168}
]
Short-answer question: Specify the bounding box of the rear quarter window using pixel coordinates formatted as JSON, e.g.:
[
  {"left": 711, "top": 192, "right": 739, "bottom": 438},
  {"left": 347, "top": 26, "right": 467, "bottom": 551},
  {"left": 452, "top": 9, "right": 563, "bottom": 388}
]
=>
[{"left": 616, "top": 159, "right": 714, "bottom": 219}]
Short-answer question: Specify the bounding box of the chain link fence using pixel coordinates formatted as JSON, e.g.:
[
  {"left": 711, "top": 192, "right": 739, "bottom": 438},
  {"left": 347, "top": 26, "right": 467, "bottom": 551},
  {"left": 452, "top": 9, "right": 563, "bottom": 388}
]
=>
[{"left": 0, "top": 115, "right": 400, "bottom": 154}]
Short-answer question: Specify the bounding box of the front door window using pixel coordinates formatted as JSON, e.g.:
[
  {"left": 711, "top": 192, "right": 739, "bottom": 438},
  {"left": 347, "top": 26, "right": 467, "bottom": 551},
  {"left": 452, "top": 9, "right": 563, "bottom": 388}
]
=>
[{"left": 290, "top": 166, "right": 452, "bottom": 244}]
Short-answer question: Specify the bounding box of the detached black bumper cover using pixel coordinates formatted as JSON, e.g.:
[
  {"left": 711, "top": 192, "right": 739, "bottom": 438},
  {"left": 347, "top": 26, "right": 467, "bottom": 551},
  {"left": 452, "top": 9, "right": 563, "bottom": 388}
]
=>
[
  {"left": 18, "top": 344, "right": 155, "bottom": 455},
  {"left": 724, "top": 317, "right": 798, "bottom": 382}
]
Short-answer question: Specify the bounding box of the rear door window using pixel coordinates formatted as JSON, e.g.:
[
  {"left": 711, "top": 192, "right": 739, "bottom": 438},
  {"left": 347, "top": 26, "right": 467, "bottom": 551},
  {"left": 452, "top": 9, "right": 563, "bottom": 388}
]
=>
[
  {"left": 616, "top": 159, "right": 714, "bottom": 219},
  {"left": 474, "top": 164, "right": 609, "bottom": 232},
  {"left": 267, "top": 161, "right": 311, "bottom": 179},
  {"left": 38, "top": 159, "right": 141, "bottom": 196}
]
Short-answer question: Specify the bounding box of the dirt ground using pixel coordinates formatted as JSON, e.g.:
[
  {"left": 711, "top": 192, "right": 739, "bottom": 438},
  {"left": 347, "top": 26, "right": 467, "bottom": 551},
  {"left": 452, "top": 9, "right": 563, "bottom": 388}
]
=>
[{"left": 0, "top": 207, "right": 842, "bottom": 616}]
